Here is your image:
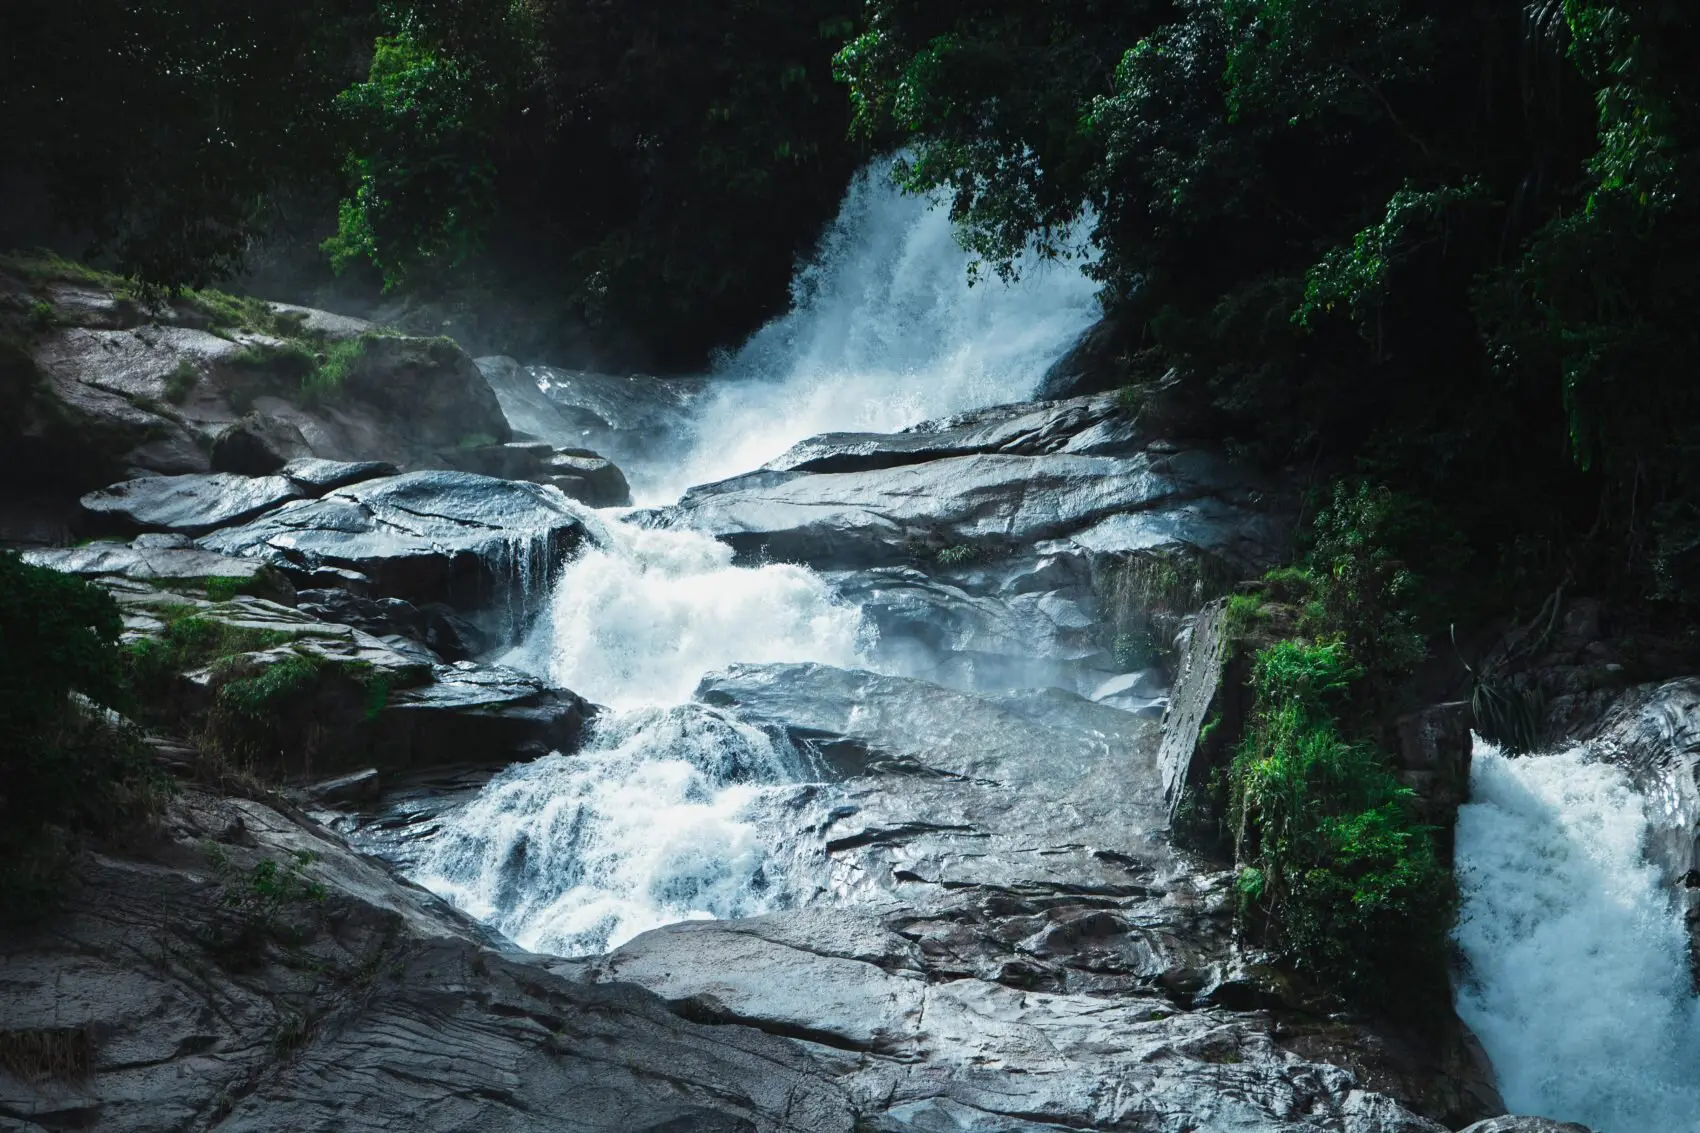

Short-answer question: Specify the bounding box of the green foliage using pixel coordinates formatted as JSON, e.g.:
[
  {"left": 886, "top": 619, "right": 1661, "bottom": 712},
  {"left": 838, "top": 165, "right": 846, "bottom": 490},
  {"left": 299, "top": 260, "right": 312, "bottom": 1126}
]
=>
[
  {"left": 301, "top": 337, "right": 369, "bottom": 402},
  {"left": 123, "top": 611, "right": 294, "bottom": 707},
  {"left": 0, "top": 553, "right": 163, "bottom": 913},
  {"left": 1230, "top": 638, "right": 1452, "bottom": 1004},
  {"left": 935, "top": 544, "right": 980, "bottom": 566},
  {"left": 164, "top": 361, "right": 200, "bottom": 404},
  {"left": 325, "top": 31, "right": 509, "bottom": 290},
  {"left": 844, "top": 0, "right": 1700, "bottom": 611}
]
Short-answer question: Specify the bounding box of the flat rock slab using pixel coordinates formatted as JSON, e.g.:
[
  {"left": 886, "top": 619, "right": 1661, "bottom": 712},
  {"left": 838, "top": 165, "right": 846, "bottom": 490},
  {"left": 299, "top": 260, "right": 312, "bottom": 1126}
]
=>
[
  {"left": 23, "top": 541, "right": 287, "bottom": 594},
  {"left": 591, "top": 909, "right": 1449, "bottom": 1133},
  {"left": 675, "top": 447, "right": 1284, "bottom": 572},
  {"left": 80, "top": 472, "right": 307, "bottom": 535},
  {"left": 198, "top": 470, "right": 588, "bottom": 611},
  {"left": 766, "top": 393, "right": 1143, "bottom": 474},
  {"left": 281, "top": 456, "right": 397, "bottom": 492}
]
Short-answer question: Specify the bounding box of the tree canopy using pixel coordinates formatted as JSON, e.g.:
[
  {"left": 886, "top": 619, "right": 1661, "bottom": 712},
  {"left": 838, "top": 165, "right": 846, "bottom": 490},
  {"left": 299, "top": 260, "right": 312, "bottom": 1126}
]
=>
[{"left": 840, "top": 0, "right": 1700, "bottom": 608}]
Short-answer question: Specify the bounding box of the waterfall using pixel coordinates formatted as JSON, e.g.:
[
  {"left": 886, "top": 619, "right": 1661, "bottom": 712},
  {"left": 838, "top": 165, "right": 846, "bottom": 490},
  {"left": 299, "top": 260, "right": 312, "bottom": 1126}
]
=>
[
  {"left": 1453, "top": 744, "right": 1700, "bottom": 1132},
  {"left": 635, "top": 160, "right": 1102, "bottom": 503},
  {"left": 411, "top": 164, "right": 1100, "bottom": 955}
]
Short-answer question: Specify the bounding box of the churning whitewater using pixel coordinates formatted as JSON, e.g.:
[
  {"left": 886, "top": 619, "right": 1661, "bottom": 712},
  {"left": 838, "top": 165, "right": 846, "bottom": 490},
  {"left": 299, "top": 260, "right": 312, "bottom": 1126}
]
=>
[
  {"left": 1453, "top": 744, "right": 1700, "bottom": 1132},
  {"left": 635, "top": 160, "right": 1102, "bottom": 503},
  {"left": 410, "top": 165, "right": 1100, "bottom": 954}
]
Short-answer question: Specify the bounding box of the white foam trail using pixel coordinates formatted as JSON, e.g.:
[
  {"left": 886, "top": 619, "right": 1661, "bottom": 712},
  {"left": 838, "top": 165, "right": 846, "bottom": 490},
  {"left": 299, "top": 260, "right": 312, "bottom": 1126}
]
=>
[
  {"left": 1454, "top": 744, "right": 1700, "bottom": 1132},
  {"left": 638, "top": 162, "right": 1101, "bottom": 503},
  {"left": 412, "top": 706, "right": 826, "bottom": 955},
  {"left": 506, "top": 519, "right": 868, "bottom": 709}
]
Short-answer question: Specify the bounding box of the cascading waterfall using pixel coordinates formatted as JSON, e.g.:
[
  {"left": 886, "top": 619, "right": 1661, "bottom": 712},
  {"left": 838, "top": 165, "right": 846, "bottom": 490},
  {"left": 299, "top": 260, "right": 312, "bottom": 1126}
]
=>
[
  {"left": 1453, "top": 744, "right": 1700, "bottom": 1132},
  {"left": 635, "top": 160, "right": 1102, "bottom": 503},
  {"left": 411, "top": 161, "right": 1100, "bottom": 956}
]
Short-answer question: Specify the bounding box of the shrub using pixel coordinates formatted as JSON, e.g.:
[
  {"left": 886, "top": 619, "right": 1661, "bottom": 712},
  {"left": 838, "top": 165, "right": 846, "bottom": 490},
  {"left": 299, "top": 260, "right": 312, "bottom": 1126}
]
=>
[
  {"left": 0, "top": 552, "right": 164, "bottom": 913},
  {"left": 1229, "top": 638, "right": 1452, "bottom": 1005}
]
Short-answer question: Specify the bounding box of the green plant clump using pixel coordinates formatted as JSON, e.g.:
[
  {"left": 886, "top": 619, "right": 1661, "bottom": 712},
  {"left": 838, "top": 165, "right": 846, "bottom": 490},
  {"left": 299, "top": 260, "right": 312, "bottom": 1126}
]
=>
[
  {"left": 1230, "top": 638, "right": 1452, "bottom": 1004},
  {"left": 0, "top": 552, "right": 164, "bottom": 913}
]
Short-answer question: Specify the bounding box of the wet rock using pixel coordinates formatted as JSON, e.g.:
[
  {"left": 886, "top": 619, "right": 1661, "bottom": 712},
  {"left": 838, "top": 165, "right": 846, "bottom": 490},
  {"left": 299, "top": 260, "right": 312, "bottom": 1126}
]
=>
[
  {"left": 1459, "top": 1119, "right": 1595, "bottom": 1133},
  {"left": 210, "top": 413, "right": 313, "bottom": 475},
  {"left": 1158, "top": 600, "right": 1236, "bottom": 829},
  {"left": 1586, "top": 677, "right": 1700, "bottom": 978},
  {"left": 673, "top": 397, "right": 1287, "bottom": 573},
  {"left": 280, "top": 456, "right": 397, "bottom": 492},
  {"left": 1394, "top": 701, "right": 1474, "bottom": 842},
  {"left": 198, "top": 470, "right": 588, "bottom": 612},
  {"left": 475, "top": 355, "right": 592, "bottom": 444},
  {"left": 80, "top": 472, "right": 308, "bottom": 536},
  {"left": 0, "top": 789, "right": 853, "bottom": 1133},
  {"left": 23, "top": 540, "right": 295, "bottom": 602},
  {"left": 542, "top": 449, "right": 632, "bottom": 507},
  {"left": 304, "top": 768, "right": 382, "bottom": 805},
  {"left": 766, "top": 393, "right": 1142, "bottom": 474},
  {"left": 388, "top": 662, "right": 594, "bottom": 765},
  {"left": 451, "top": 439, "right": 634, "bottom": 507}
]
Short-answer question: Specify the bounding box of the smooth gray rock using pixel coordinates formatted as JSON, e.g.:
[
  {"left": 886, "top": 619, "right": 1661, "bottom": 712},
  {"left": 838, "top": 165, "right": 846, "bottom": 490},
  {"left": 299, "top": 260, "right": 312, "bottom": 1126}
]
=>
[
  {"left": 80, "top": 471, "right": 308, "bottom": 535},
  {"left": 198, "top": 470, "right": 588, "bottom": 613},
  {"left": 1587, "top": 676, "right": 1700, "bottom": 976},
  {"left": 1459, "top": 1119, "right": 1594, "bottom": 1133},
  {"left": 675, "top": 426, "right": 1285, "bottom": 573},
  {"left": 281, "top": 456, "right": 398, "bottom": 492},
  {"left": 0, "top": 790, "right": 853, "bottom": 1133},
  {"left": 388, "top": 661, "right": 594, "bottom": 765},
  {"left": 210, "top": 412, "right": 314, "bottom": 475},
  {"left": 22, "top": 540, "right": 291, "bottom": 599},
  {"left": 765, "top": 393, "right": 1143, "bottom": 475}
]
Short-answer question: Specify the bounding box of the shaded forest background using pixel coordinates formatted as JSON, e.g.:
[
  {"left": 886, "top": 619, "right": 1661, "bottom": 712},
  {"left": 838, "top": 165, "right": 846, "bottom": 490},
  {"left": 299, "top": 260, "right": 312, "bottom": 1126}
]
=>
[{"left": 4, "top": 0, "right": 1699, "bottom": 616}]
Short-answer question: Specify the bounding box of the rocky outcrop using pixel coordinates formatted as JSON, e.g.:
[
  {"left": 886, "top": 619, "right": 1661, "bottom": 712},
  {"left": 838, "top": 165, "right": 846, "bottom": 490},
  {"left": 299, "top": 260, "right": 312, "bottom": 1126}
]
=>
[
  {"left": 475, "top": 356, "right": 704, "bottom": 476},
  {"left": 0, "top": 266, "right": 512, "bottom": 508},
  {"left": 450, "top": 440, "right": 633, "bottom": 508},
  {"left": 22, "top": 537, "right": 295, "bottom": 602},
  {"left": 673, "top": 409, "right": 1286, "bottom": 571},
  {"left": 198, "top": 471, "right": 588, "bottom": 614},
  {"left": 81, "top": 472, "right": 310, "bottom": 536},
  {"left": 1585, "top": 677, "right": 1700, "bottom": 978},
  {"left": 1459, "top": 1119, "right": 1595, "bottom": 1133},
  {"left": 0, "top": 789, "right": 853, "bottom": 1133}
]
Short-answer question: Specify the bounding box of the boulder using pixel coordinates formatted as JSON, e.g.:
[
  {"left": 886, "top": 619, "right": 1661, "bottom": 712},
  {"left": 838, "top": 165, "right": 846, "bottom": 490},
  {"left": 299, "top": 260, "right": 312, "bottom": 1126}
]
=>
[
  {"left": 387, "top": 662, "right": 594, "bottom": 766},
  {"left": 280, "top": 456, "right": 397, "bottom": 492},
  {"left": 197, "top": 470, "right": 588, "bottom": 615},
  {"left": 765, "top": 393, "right": 1143, "bottom": 475},
  {"left": 210, "top": 413, "right": 313, "bottom": 475},
  {"left": 1459, "top": 1120, "right": 1594, "bottom": 1133},
  {"left": 80, "top": 472, "right": 307, "bottom": 536},
  {"left": 450, "top": 440, "right": 633, "bottom": 507},
  {"left": 1586, "top": 676, "right": 1700, "bottom": 978}
]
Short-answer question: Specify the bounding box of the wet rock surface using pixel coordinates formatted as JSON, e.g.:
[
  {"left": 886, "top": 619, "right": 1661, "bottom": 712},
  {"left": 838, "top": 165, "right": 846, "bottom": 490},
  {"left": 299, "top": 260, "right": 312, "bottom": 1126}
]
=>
[
  {"left": 80, "top": 472, "right": 309, "bottom": 536},
  {"left": 672, "top": 394, "right": 1289, "bottom": 573},
  {"left": 0, "top": 790, "right": 854, "bottom": 1133},
  {"left": 197, "top": 470, "right": 588, "bottom": 611}
]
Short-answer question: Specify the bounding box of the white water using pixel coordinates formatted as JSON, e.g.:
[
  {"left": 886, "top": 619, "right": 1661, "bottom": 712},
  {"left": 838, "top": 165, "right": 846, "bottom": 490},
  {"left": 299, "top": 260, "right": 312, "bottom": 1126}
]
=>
[
  {"left": 1454, "top": 744, "right": 1700, "bottom": 1131},
  {"left": 411, "top": 164, "right": 1099, "bottom": 954},
  {"left": 640, "top": 161, "right": 1102, "bottom": 503},
  {"left": 505, "top": 517, "right": 868, "bottom": 709}
]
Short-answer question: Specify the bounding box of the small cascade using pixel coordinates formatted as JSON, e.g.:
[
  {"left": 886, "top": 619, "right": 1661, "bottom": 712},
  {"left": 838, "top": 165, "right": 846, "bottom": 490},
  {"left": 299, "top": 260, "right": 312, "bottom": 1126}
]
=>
[
  {"left": 504, "top": 518, "right": 869, "bottom": 708},
  {"left": 1453, "top": 744, "right": 1700, "bottom": 1132},
  {"left": 413, "top": 705, "right": 827, "bottom": 955}
]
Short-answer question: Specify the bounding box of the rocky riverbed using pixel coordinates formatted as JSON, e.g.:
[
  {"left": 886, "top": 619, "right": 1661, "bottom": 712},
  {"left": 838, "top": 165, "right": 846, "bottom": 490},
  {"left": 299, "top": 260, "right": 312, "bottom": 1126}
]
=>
[{"left": 0, "top": 262, "right": 1664, "bottom": 1133}]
